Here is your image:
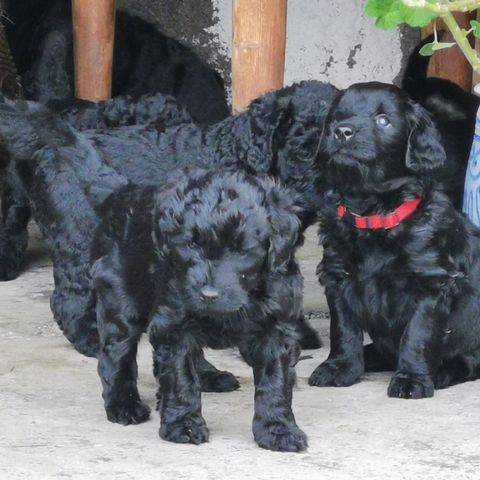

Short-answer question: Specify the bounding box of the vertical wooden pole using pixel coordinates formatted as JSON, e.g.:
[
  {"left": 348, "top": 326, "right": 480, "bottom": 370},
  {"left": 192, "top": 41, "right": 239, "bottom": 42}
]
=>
[
  {"left": 232, "top": 0, "right": 287, "bottom": 112},
  {"left": 72, "top": 0, "right": 116, "bottom": 102},
  {"left": 422, "top": 12, "right": 474, "bottom": 92}
]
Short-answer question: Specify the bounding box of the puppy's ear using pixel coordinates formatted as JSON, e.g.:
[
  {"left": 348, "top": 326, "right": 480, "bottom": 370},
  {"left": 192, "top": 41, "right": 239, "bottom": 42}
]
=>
[
  {"left": 265, "top": 186, "right": 301, "bottom": 272},
  {"left": 247, "top": 93, "right": 293, "bottom": 168},
  {"left": 153, "top": 188, "right": 185, "bottom": 257},
  {"left": 405, "top": 102, "right": 446, "bottom": 173}
]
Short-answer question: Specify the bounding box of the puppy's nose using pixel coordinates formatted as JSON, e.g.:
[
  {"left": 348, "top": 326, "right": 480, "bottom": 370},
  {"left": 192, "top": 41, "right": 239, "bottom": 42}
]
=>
[
  {"left": 200, "top": 286, "right": 219, "bottom": 302},
  {"left": 334, "top": 123, "right": 355, "bottom": 142}
]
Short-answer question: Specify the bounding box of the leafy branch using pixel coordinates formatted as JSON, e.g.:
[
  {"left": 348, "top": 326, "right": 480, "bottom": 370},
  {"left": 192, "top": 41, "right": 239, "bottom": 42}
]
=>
[{"left": 365, "top": 0, "right": 480, "bottom": 73}]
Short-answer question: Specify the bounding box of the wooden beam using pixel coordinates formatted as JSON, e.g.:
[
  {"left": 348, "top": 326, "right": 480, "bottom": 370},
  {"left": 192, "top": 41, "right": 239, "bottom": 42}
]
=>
[
  {"left": 232, "top": 0, "right": 287, "bottom": 112},
  {"left": 72, "top": 0, "right": 116, "bottom": 102},
  {"left": 422, "top": 12, "right": 474, "bottom": 92}
]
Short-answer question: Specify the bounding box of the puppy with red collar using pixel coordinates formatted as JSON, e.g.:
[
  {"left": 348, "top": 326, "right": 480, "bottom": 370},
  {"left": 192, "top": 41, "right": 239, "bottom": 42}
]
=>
[{"left": 310, "top": 82, "right": 480, "bottom": 399}]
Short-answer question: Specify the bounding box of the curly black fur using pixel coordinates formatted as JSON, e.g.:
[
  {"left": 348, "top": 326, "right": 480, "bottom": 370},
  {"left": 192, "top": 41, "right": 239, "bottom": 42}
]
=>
[
  {"left": 0, "top": 92, "right": 192, "bottom": 283},
  {"left": 402, "top": 34, "right": 477, "bottom": 208},
  {"left": 90, "top": 169, "right": 307, "bottom": 451},
  {"left": 309, "top": 82, "right": 480, "bottom": 398},
  {"left": 4, "top": 0, "right": 229, "bottom": 124},
  {"left": 0, "top": 80, "right": 337, "bottom": 356}
]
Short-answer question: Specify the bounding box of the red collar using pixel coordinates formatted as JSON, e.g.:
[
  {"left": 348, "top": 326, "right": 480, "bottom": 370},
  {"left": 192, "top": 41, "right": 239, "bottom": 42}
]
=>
[{"left": 337, "top": 197, "right": 422, "bottom": 230}]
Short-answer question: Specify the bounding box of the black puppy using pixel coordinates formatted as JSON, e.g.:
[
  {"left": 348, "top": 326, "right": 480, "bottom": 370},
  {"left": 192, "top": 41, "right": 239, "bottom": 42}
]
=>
[
  {"left": 4, "top": 0, "right": 229, "bottom": 124},
  {"left": 91, "top": 169, "right": 307, "bottom": 451},
  {"left": 0, "top": 81, "right": 337, "bottom": 356},
  {"left": 309, "top": 82, "right": 480, "bottom": 398}
]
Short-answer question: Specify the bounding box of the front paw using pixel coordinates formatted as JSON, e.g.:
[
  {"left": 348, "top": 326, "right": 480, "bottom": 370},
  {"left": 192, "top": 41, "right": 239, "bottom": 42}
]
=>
[
  {"left": 199, "top": 370, "right": 240, "bottom": 393},
  {"left": 105, "top": 398, "right": 151, "bottom": 425},
  {"left": 254, "top": 421, "right": 307, "bottom": 452},
  {"left": 308, "top": 358, "right": 362, "bottom": 387},
  {"left": 387, "top": 372, "right": 434, "bottom": 399},
  {"left": 160, "top": 415, "right": 209, "bottom": 445}
]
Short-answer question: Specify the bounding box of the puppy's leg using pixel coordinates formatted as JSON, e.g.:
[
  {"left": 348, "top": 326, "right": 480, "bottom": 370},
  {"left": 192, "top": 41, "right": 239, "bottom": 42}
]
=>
[
  {"left": 50, "top": 259, "right": 100, "bottom": 358},
  {"left": 0, "top": 181, "right": 30, "bottom": 281},
  {"left": 94, "top": 256, "right": 150, "bottom": 425},
  {"left": 296, "top": 314, "right": 322, "bottom": 350},
  {"left": 309, "top": 291, "right": 364, "bottom": 387},
  {"left": 195, "top": 349, "right": 240, "bottom": 393},
  {"left": 150, "top": 310, "right": 209, "bottom": 445},
  {"left": 240, "top": 332, "right": 307, "bottom": 452},
  {"left": 388, "top": 295, "right": 449, "bottom": 399}
]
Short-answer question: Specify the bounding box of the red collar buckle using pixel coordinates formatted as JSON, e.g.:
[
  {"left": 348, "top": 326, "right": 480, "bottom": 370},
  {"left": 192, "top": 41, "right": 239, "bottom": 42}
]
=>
[{"left": 337, "top": 198, "right": 421, "bottom": 230}]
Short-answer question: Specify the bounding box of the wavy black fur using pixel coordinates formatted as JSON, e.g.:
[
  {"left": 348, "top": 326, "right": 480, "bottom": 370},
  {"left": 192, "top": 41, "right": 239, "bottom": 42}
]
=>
[
  {"left": 0, "top": 80, "right": 337, "bottom": 356},
  {"left": 309, "top": 82, "right": 480, "bottom": 398}
]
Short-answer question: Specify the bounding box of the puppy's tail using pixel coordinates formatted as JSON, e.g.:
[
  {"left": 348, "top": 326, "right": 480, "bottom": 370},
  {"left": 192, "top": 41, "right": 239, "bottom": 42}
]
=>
[{"left": 402, "top": 33, "right": 437, "bottom": 95}]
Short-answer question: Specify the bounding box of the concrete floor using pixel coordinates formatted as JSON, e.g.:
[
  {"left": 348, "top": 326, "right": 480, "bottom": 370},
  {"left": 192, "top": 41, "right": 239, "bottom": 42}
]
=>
[{"left": 1, "top": 226, "right": 480, "bottom": 480}]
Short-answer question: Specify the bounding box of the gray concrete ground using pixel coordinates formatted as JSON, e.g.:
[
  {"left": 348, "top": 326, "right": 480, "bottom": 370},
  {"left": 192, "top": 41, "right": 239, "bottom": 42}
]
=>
[{"left": 1, "top": 226, "right": 480, "bottom": 480}]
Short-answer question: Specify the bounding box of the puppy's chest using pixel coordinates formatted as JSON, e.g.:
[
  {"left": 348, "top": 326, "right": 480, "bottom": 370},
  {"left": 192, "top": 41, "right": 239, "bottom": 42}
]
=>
[
  {"left": 192, "top": 314, "right": 257, "bottom": 349},
  {"left": 333, "top": 237, "right": 419, "bottom": 321}
]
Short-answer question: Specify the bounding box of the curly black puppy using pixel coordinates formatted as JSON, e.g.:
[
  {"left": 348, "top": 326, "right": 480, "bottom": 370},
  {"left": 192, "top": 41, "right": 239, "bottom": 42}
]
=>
[
  {"left": 91, "top": 169, "right": 307, "bottom": 451},
  {"left": 0, "top": 80, "right": 337, "bottom": 355},
  {"left": 4, "top": 0, "right": 229, "bottom": 124},
  {"left": 309, "top": 82, "right": 480, "bottom": 398}
]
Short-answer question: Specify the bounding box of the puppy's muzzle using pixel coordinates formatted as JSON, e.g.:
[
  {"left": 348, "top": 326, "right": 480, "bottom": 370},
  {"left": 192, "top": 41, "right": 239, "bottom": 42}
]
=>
[
  {"left": 334, "top": 123, "right": 355, "bottom": 143},
  {"left": 200, "top": 286, "right": 220, "bottom": 303}
]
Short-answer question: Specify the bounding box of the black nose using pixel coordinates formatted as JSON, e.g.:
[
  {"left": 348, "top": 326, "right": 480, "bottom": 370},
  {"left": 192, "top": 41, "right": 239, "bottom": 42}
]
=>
[
  {"left": 200, "top": 286, "right": 219, "bottom": 302},
  {"left": 334, "top": 123, "right": 355, "bottom": 142}
]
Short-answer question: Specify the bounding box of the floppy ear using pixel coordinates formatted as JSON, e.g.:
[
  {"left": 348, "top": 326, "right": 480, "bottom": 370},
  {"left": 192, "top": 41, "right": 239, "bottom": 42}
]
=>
[
  {"left": 405, "top": 102, "right": 446, "bottom": 173},
  {"left": 246, "top": 93, "right": 293, "bottom": 171},
  {"left": 265, "top": 186, "right": 301, "bottom": 272}
]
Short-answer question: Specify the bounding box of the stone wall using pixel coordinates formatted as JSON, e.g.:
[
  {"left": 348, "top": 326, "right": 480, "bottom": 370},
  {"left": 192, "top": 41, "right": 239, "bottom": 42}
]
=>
[{"left": 112, "top": 0, "right": 419, "bottom": 100}]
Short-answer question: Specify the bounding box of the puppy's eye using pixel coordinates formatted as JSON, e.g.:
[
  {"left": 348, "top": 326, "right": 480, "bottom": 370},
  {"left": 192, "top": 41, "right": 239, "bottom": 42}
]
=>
[{"left": 375, "top": 114, "right": 391, "bottom": 128}]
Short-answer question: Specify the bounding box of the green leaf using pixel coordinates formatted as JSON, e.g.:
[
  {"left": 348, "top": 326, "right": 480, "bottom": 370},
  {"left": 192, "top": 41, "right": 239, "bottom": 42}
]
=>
[
  {"left": 431, "top": 41, "right": 456, "bottom": 51},
  {"left": 366, "top": 0, "right": 404, "bottom": 29},
  {"left": 376, "top": 9, "right": 405, "bottom": 30},
  {"left": 365, "top": 0, "right": 439, "bottom": 30},
  {"left": 365, "top": 0, "right": 398, "bottom": 18},
  {"left": 471, "top": 20, "right": 480, "bottom": 39},
  {"left": 398, "top": 3, "right": 439, "bottom": 27},
  {"left": 419, "top": 41, "right": 456, "bottom": 56},
  {"left": 419, "top": 42, "right": 435, "bottom": 56}
]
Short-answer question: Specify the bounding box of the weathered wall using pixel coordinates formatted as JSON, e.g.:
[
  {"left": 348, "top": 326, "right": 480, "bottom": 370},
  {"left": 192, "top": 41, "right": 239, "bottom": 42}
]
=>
[{"left": 118, "top": 0, "right": 419, "bottom": 98}]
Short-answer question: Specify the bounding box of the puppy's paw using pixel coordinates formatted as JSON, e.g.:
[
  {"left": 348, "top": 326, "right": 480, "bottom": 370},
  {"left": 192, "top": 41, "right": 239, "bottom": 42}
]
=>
[
  {"left": 105, "top": 398, "right": 151, "bottom": 425},
  {"left": 199, "top": 370, "right": 240, "bottom": 393},
  {"left": 254, "top": 421, "right": 308, "bottom": 452},
  {"left": 160, "top": 415, "right": 209, "bottom": 445},
  {"left": 387, "top": 372, "right": 434, "bottom": 399},
  {"left": 308, "top": 359, "right": 362, "bottom": 387}
]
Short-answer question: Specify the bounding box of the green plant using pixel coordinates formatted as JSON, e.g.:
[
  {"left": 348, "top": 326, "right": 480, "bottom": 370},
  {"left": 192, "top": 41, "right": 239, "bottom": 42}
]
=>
[{"left": 365, "top": 0, "right": 480, "bottom": 73}]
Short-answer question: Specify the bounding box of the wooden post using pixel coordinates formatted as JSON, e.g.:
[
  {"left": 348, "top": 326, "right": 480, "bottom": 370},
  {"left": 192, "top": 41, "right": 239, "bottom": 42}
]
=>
[
  {"left": 232, "top": 0, "right": 287, "bottom": 112},
  {"left": 422, "top": 12, "right": 474, "bottom": 92},
  {"left": 72, "top": 0, "right": 116, "bottom": 102}
]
